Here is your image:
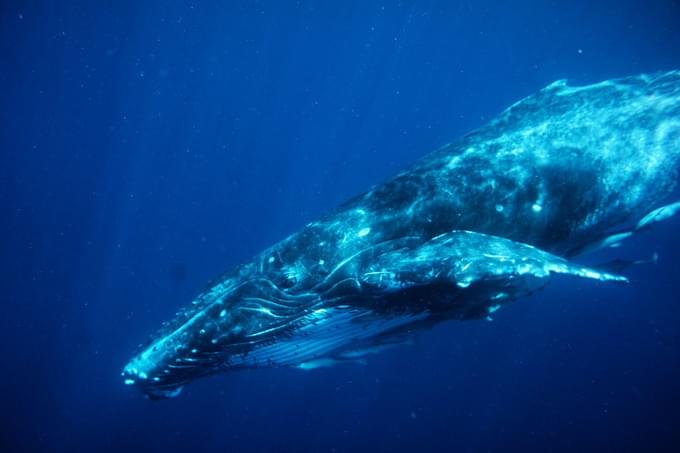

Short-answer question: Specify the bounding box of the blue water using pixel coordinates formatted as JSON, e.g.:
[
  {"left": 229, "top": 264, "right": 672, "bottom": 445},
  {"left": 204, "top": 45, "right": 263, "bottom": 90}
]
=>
[{"left": 2, "top": 1, "right": 680, "bottom": 451}]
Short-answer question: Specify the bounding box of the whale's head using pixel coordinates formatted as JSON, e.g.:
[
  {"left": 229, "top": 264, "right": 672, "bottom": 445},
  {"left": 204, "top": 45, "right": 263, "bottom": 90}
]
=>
[
  {"left": 121, "top": 273, "right": 307, "bottom": 399},
  {"left": 122, "top": 339, "right": 188, "bottom": 400},
  {"left": 121, "top": 292, "right": 241, "bottom": 399},
  {"left": 121, "top": 323, "right": 202, "bottom": 400},
  {"left": 121, "top": 302, "right": 244, "bottom": 399}
]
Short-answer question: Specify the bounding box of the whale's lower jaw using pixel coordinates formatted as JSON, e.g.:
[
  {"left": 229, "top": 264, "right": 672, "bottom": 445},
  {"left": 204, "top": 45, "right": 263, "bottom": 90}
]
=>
[
  {"left": 223, "top": 308, "right": 431, "bottom": 369},
  {"left": 146, "top": 386, "right": 183, "bottom": 400}
]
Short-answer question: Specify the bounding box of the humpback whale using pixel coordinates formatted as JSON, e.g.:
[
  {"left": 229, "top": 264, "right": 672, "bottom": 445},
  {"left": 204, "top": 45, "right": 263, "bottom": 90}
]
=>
[{"left": 123, "top": 71, "right": 680, "bottom": 399}]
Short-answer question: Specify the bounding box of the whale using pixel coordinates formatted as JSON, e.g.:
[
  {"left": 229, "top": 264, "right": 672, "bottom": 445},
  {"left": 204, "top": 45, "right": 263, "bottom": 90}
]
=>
[{"left": 123, "top": 71, "right": 680, "bottom": 399}]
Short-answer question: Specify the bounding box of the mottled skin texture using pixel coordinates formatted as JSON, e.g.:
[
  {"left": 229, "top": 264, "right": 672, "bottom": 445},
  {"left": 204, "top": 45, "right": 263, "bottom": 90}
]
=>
[{"left": 123, "top": 71, "right": 680, "bottom": 399}]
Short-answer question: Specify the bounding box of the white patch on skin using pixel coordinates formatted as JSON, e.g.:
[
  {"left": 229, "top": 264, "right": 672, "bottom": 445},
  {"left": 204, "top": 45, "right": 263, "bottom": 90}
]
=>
[
  {"left": 448, "top": 155, "right": 463, "bottom": 168},
  {"left": 357, "top": 227, "right": 371, "bottom": 237},
  {"left": 532, "top": 203, "right": 542, "bottom": 213}
]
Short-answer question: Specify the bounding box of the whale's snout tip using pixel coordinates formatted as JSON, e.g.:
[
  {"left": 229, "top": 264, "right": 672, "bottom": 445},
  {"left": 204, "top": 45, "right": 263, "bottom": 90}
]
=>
[{"left": 121, "top": 365, "right": 184, "bottom": 400}]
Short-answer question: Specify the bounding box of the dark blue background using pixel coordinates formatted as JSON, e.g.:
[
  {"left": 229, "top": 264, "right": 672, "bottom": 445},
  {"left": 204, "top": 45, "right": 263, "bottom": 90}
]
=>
[{"left": 2, "top": 1, "right": 680, "bottom": 451}]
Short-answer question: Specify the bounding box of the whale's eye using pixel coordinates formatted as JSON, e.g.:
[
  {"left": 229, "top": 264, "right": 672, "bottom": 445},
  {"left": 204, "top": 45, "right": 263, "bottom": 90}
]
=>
[
  {"left": 275, "top": 263, "right": 306, "bottom": 289},
  {"left": 279, "top": 273, "right": 296, "bottom": 289}
]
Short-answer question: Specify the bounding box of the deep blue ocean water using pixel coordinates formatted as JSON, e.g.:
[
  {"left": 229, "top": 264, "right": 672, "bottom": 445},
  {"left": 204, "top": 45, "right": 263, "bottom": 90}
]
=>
[{"left": 2, "top": 1, "right": 680, "bottom": 451}]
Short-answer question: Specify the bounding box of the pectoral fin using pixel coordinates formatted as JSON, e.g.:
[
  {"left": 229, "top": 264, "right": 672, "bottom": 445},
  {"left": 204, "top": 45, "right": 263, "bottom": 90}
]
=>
[
  {"left": 362, "top": 230, "right": 626, "bottom": 290},
  {"left": 359, "top": 230, "right": 625, "bottom": 318}
]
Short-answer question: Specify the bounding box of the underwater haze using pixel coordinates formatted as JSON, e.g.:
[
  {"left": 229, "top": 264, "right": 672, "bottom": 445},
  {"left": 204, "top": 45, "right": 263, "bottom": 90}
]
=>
[{"left": 2, "top": 1, "right": 680, "bottom": 452}]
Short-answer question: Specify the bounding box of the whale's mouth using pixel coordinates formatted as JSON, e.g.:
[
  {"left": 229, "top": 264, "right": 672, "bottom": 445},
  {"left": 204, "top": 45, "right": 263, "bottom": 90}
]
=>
[
  {"left": 144, "top": 386, "right": 184, "bottom": 400},
  {"left": 122, "top": 367, "right": 186, "bottom": 400},
  {"left": 122, "top": 356, "right": 192, "bottom": 400}
]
